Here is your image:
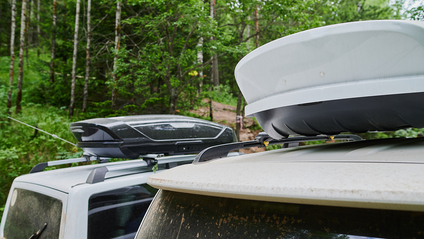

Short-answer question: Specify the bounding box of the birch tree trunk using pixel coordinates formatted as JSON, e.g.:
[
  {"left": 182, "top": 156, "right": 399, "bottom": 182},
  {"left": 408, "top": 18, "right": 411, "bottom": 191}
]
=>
[
  {"left": 69, "top": 0, "right": 81, "bottom": 117},
  {"left": 111, "top": 0, "right": 121, "bottom": 110},
  {"left": 7, "top": 0, "right": 17, "bottom": 112},
  {"left": 30, "top": 0, "right": 34, "bottom": 44},
  {"left": 210, "top": 0, "right": 219, "bottom": 86},
  {"left": 25, "top": 1, "right": 29, "bottom": 67},
  {"left": 196, "top": 37, "right": 203, "bottom": 95},
  {"left": 49, "top": 0, "right": 57, "bottom": 83},
  {"left": 246, "top": 16, "right": 250, "bottom": 51},
  {"left": 16, "top": 0, "right": 27, "bottom": 114},
  {"left": 255, "top": 6, "right": 259, "bottom": 48},
  {"left": 82, "top": 0, "right": 91, "bottom": 113},
  {"left": 37, "top": 0, "right": 40, "bottom": 57}
]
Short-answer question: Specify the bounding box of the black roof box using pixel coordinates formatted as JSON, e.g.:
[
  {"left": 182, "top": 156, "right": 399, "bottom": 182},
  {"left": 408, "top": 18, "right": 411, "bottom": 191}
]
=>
[{"left": 70, "top": 115, "right": 237, "bottom": 159}]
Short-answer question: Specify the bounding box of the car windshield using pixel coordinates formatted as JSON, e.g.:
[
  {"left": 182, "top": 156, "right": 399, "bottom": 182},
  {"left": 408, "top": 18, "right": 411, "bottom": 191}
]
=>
[
  {"left": 3, "top": 188, "right": 62, "bottom": 239},
  {"left": 137, "top": 190, "right": 424, "bottom": 239}
]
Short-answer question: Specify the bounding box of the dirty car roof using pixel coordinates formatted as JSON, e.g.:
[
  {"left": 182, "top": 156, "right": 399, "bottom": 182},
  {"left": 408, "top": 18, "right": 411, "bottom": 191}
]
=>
[{"left": 147, "top": 137, "right": 424, "bottom": 212}]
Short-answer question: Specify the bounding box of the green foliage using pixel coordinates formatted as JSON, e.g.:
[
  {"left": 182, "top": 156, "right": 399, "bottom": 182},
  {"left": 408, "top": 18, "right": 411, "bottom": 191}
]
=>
[
  {"left": 266, "top": 144, "right": 281, "bottom": 151},
  {"left": 152, "top": 163, "right": 158, "bottom": 173},
  {"left": 303, "top": 140, "right": 327, "bottom": 146},
  {"left": 408, "top": 5, "right": 424, "bottom": 21},
  {"left": 206, "top": 85, "right": 238, "bottom": 107},
  {"left": 394, "top": 128, "right": 424, "bottom": 138},
  {"left": 247, "top": 117, "right": 263, "bottom": 131},
  {"left": 0, "top": 84, "right": 82, "bottom": 220}
]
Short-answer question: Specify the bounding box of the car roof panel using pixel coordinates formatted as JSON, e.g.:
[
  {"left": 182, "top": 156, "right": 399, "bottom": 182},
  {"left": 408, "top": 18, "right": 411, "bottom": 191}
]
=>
[{"left": 147, "top": 137, "right": 424, "bottom": 212}]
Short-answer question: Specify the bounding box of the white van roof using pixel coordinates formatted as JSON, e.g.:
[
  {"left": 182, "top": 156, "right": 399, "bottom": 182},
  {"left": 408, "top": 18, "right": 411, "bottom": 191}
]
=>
[
  {"left": 147, "top": 137, "right": 424, "bottom": 212},
  {"left": 14, "top": 155, "right": 196, "bottom": 193}
]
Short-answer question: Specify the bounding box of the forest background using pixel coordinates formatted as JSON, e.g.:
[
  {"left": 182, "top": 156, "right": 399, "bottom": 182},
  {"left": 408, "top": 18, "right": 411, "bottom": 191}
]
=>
[{"left": 0, "top": 0, "right": 424, "bottom": 216}]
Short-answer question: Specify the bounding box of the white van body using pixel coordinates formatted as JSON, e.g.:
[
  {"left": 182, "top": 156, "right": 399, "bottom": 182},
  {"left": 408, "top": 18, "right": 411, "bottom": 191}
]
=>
[
  {"left": 136, "top": 137, "right": 424, "bottom": 238},
  {"left": 0, "top": 155, "right": 195, "bottom": 239}
]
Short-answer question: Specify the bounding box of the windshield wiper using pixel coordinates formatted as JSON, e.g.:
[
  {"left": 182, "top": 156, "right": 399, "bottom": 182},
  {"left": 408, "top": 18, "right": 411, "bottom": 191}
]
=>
[{"left": 29, "top": 223, "right": 47, "bottom": 239}]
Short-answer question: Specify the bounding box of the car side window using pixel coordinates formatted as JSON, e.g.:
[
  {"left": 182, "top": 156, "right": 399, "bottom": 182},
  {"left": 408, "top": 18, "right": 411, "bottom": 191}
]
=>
[{"left": 87, "top": 184, "right": 158, "bottom": 239}]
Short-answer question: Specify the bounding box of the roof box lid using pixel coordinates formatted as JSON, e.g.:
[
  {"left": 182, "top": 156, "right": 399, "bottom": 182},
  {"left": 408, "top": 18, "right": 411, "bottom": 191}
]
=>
[
  {"left": 70, "top": 115, "right": 237, "bottom": 159},
  {"left": 235, "top": 20, "right": 424, "bottom": 139}
]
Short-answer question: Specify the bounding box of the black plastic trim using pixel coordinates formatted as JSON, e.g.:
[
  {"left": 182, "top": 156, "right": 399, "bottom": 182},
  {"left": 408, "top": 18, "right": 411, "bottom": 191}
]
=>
[
  {"left": 86, "top": 167, "right": 109, "bottom": 184},
  {"left": 255, "top": 92, "right": 424, "bottom": 139},
  {"left": 29, "top": 162, "right": 48, "bottom": 173},
  {"left": 193, "top": 133, "right": 362, "bottom": 164}
]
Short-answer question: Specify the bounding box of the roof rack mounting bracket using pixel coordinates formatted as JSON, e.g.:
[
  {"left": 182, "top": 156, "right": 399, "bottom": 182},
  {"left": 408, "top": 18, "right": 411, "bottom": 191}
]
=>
[
  {"left": 29, "top": 162, "right": 49, "bottom": 174},
  {"left": 143, "top": 158, "right": 158, "bottom": 167},
  {"left": 86, "top": 167, "right": 109, "bottom": 184}
]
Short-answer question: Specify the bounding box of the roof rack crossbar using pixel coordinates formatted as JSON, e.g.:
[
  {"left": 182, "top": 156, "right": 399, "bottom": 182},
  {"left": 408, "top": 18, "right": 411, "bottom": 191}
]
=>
[
  {"left": 29, "top": 156, "right": 105, "bottom": 173},
  {"left": 86, "top": 155, "right": 196, "bottom": 184},
  {"left": 29, "top": 152, "right": 190, "bottom": 174},
  {"left": 193, "top": 133, "right": 363, "bottom": 164}
]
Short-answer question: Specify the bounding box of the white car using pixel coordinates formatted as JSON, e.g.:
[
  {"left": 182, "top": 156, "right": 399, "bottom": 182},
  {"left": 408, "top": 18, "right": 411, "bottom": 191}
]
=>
[
  {"left": 0, "top": 115, "right": 237, "bottom": 239},
  {"left": 136, "top": 135, "right": 424, "bottom": 238},
  {"left": 0, "top": 154, "right": 195, "bottom": 239}
]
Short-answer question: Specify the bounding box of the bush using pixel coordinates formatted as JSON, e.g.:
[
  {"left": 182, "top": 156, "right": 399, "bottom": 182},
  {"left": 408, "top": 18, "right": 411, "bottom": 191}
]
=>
[{"left": 0, "top": 87, "right": 82, "bottom": 220}]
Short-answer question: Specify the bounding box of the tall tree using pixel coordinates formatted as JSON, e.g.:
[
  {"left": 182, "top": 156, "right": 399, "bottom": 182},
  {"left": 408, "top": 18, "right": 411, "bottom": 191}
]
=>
[
  {"left": 118, "top": 0, "right": 220, "bottom": 114},
  {"left": 69, "top": 0, "right": 81, "bottom": 117},
  {"left": 236, "top": 90, "right": 242, "bottom": 140},
  {"left": 25, "top": 0, "right": 29, "bottom": 67},
  {"left": 0, "top": 1, "right": 1, "bottom": 52},
  {"left": 83, "top": 0, "right": 91, "bottom": 113},
  {"left": 16, "top": 0, "right": 27, "bottom": 114},
  {"left": 7, "top": 0, "right": 17, "bottom": 112},
  {"left": 49, "top": 0, "right": 57, "bottom": 83},
  {"left": 210, "top": 0, "right": 219, "bottom": 86},
  {"left": 254, "top": 6, "right": 259, "bottom": 48},
  {"left": 30, "top": 0, "right": 34, "bottom": 44},
  {"left": 111, "top": 0, "right": 121, "bottom": 110},
  {"left": 37, "top": 0, "right": 40, "bottom": 57},
  {"left": 245, "top": 15, "right": 250, "bottom": 51},
  {"left": 196, "top": 37, "right": 203, "bottom": 95}
]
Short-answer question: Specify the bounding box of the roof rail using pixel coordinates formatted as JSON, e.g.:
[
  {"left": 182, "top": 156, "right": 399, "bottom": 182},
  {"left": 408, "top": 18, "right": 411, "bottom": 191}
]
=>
[
  {"left": 193, "top": 133, "right": 363, "bottom": 164},
  {"left": 86, "top": 154, "right": 196, "bottom": 184}
]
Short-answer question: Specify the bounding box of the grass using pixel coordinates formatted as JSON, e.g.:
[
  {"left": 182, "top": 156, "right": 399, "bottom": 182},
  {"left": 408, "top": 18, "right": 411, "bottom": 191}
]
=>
[
  {"left": 0, "top": 49, "right": 50, "bottom": 84},
  {"left": 209, "top": 85, "right": 238, "bottom": 107}
]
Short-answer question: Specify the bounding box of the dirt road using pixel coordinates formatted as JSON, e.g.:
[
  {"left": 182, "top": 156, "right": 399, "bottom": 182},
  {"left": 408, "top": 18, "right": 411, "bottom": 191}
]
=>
[{"left": 190, "top": 100, "right": 266, "bottom": 154}]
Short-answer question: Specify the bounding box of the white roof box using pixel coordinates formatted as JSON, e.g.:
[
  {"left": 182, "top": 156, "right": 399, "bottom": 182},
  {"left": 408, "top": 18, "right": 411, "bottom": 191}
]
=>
[{"left": 235, "top": 20, "right": 424, "bottom": 139}]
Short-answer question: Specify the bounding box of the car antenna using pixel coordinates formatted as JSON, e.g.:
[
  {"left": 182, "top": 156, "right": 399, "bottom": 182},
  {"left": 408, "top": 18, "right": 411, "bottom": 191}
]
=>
[{"left": 7, "top": 116, "right": 77, "bottom": 147}]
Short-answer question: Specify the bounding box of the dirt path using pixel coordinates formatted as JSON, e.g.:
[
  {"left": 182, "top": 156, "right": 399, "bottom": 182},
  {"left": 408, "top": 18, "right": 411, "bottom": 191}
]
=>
[{"left": 190, "top": 100, "right": 266, "bottom": 154}]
